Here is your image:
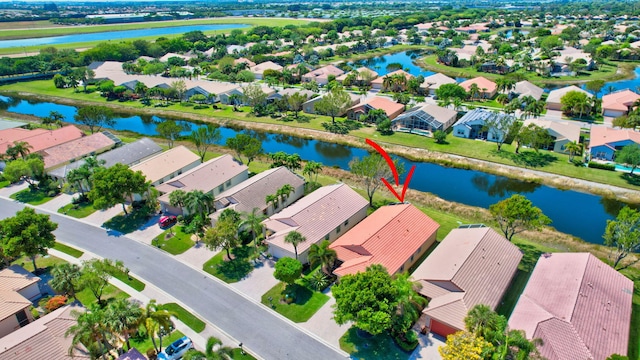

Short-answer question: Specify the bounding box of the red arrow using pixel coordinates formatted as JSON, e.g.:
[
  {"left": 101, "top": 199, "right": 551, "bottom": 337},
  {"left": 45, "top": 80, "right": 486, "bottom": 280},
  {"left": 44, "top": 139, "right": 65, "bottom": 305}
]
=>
[{"left": 365, "top": 139, "right": 416, "bottom": 203}]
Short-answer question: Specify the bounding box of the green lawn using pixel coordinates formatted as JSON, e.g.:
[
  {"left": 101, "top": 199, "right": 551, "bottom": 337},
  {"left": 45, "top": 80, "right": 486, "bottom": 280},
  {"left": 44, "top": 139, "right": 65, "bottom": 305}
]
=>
[
  {"left": 52, "top": 242, "right": 84, "bottom": 258},
  {"left": 153, "top": 226, "right": 195, "bottom": 255},
  {"left": 230, "top": 348, "right": 257, "bottom": 360},
  {"left": 75, "top": 283, "right": 129, "bottom": 306},
  {"left": 160, "top": 303, "right": 206, "bottom": 333},
  {"left": 261, "top": 283, "right": 330, "bottom": 323},
  {"left": 0, "top": 180, "right": 9, "bottom": 188},
  {"left": 11, "top": 254, "right": 67, "bottom": 273},
  {"left": 107, "top": 268, "right": 145, "bottom": 292},
  {"left": 58, "top": 201, "right": 98, "bottom": 218},
  {"left": 203, "top": 246, "right": 257, "bottom": 283},
  {"left": 129, "top": 330, "right": 185, "bottom": 356},
  {"left": 620, "top": 267, "right": 640, "bottom": 359},
  {"left": 340, "top": 327, "right": 411, "bottom": 360},
  {"left": 103, "top": 210, "right": 153, "bottom": 234},
  {"left": 10, "top": 188, "right": 56, "bottom": 205}
]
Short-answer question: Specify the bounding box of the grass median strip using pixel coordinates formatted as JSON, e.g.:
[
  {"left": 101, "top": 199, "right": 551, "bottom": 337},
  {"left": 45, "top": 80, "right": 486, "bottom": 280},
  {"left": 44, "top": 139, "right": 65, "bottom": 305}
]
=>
[
  {"left": 52, "top": 242, "right": 84, "bottom": 258},
  {"left": 160, "top": 303, "right": 206, "bottom": 333}
]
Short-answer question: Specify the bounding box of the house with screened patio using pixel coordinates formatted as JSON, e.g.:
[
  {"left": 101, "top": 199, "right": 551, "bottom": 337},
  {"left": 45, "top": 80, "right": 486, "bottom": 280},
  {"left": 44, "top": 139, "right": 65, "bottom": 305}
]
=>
[{"left": 391, "top": 104, "right": 458, "bottom": 136}]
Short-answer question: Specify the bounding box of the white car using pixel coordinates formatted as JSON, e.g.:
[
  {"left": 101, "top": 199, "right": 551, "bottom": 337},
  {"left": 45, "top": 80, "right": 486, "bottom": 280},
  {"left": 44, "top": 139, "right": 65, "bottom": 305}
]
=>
[{"left": 157, "top": 336, "right": 193, "bottom": 360}]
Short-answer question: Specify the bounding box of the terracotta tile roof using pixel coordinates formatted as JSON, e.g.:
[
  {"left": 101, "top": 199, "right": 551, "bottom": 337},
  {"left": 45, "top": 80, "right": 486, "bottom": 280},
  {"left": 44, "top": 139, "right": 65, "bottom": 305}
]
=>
[
  {"left": 214, "top": 166, "right": 304, "bottom": 215},
  {"left": 0, "top": 126, "right": 84, "bottom": 155},
  {"left": 602, "top": 90, "right": 640, "bottom": 112},
  {"left": 588, "top": 125, "right": 640, "bottom": 149},
  {"left": 330, "top": 203, "right": 439, "bottom": 276},
  {"left": 459, "top": 76, "right": 497, "bottom": 93},
  {"left": 41, "top": 132, "right": 116, "bottom": 170},
  {"left": 352, "top": 97, "right": 405, "bottom": 118},
  {"left": 263, "top": 183, "right": 368, "bottom": 255},
  {"left": 156, "top": 154, "right": 247, "bottom": 197},
  {"left": 0, "top": 290, "right": 32, "bottom": 322},
  {"left": 0, "top": 305, "right": 90, "bottom": 360},
  {"left": 0, "top": 265, "right": 40, "bottom": 293},
  {"left": 546, "top": 85, "right": 592, "bottom": 104},
  {"left": 371, "top": 70, "right": 414, "bottom": 84},
  {"left": 508, "top": 253, "right": 633, "bottom": 360},
  {"left": 412, "top": 227, "right": 522, "bottom": 331},
  {"left": 130, "top": 145, "right": 201, "bottom": 184}
]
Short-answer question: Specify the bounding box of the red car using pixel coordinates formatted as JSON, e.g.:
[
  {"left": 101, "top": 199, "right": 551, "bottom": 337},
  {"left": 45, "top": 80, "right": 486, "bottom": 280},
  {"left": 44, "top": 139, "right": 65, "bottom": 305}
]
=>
[{"left": 158, "top": 215, "right": 177, "bottom": 228}]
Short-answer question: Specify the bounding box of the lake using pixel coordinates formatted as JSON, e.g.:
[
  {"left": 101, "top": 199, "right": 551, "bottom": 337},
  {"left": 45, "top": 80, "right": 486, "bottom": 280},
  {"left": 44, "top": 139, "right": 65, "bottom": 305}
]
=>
[
  {"left": 0, "top": 24, "right": 249, "bottom": 49},
  {"left": 0, "top": 95, "right": 630, "bottom": 245}
]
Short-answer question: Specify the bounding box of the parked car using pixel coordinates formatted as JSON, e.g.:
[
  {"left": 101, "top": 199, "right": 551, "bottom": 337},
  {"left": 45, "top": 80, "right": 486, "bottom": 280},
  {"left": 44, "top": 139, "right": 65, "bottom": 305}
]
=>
[
  {"left": 157, "top": 336, "right": 193, "bottom": 360},
  {"left": 159, "top": 215, "right": 177, "bottom": 229}
]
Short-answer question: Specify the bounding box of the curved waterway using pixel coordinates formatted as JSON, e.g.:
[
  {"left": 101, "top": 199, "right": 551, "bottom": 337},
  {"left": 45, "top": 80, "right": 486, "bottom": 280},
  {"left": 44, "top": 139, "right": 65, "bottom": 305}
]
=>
[
  {"left": 0, "top": 95, "right": 633, "bottom": 245},
  {"left": 0, "top": 24, "right": 249, "bottom": 49}
]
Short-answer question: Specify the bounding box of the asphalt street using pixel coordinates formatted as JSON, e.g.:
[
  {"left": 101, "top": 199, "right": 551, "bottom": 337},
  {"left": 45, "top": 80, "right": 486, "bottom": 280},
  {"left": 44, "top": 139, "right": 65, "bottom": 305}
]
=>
[{"left": 0, "top": 199, "right": 347, "bottom": 360}]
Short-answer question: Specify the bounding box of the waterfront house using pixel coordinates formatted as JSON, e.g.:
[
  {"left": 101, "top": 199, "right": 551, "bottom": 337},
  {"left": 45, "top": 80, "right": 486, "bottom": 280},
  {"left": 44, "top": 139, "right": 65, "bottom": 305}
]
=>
[
  {"left": 511, "top": 81, "right": 544, "bottom": 101},
  {"left": 330, "top": 203, "right": 439, "bottom": 277},
  {"left": 602, "top": 89, "right": 640, "bottom": 118},
  {"left": 302, "top": 92, "right": 360, "bottom": 115},
  {"left": 262, "top": 183, "right": 368, "bottom": 264},
  {"left": 0, "top": 125, "right": 84, "bottom": 156},
  {"left": 130, "top": 145, "right": 201, "bottom": 187},
  {"left": 546, "top": 85, "right": 593, "bottom": 111},
  {"left": 420, "top": 73, "right": 457, "bottom": 95},
  {"left": 301, "top": 65, "right": 345, "bottom": 85},
  {"left": 371, "top": 70, "right": 414, "bottom": 91},
  {"left": 588, "top": 125, "right": 640, "bottom": 161},
  {"left": 522, "top": 118, "right": 581, "bottom": 152},
  {"left": 412, "top": 226, "right": 522, "bottom": 337},
  {"left": 452, "top": 108, "right": 516, "bottom": 141},
  {"left": 459, "top": 77, "right": 497, "bottom": 99},
  {"left": 40, "top": 132, "right": 118, "bottom": 171},
  {"left": 346, "top": 96, "right": 405, "bottom": 121},
  {"left": 391, "top": 104, "right": 458, "bottom": 135},
  {"left": 508, "top": 253, "right": 633, "bottom": 360}
]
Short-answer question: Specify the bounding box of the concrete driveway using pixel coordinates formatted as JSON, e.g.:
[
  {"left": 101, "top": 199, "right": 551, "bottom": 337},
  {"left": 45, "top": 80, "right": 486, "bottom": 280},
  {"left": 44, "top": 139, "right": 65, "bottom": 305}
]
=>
[
  {"left": 410, "top": 332, "right": 445, "bottom": 360},
  {"left": 230, "top": 257, "right": 278, "bottom": 301},
  {"left": 300, "top": 288, "right": 350, "bottom": 349}
]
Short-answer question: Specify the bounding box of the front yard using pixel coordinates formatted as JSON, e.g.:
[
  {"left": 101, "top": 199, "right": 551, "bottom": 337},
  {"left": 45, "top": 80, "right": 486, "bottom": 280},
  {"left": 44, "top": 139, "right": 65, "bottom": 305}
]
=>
[
  {"left": 152, "top": 226, "right": 195, "bottom": 255},
  {"left": 10, "top": 187, "right": 56, "bottom": 205},
  {"left": 261, "top": 282, "right": 330, "bottom": 323},
  {"left": 340, "top": 327, "right": 412, "bottom": 360},
  {"left": 203, "top": 246, "right": 258, "bottom": 283},
  {"left": 58, "top": 201, "right": 98, "bottom": 218}
]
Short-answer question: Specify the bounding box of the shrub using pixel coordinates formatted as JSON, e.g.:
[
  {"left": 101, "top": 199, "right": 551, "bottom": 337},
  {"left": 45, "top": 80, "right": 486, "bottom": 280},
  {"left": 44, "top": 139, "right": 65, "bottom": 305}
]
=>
[
  {"left": 307, "top": 270, "right": 331, "bottom": 291},
  {"left": 193, "top": 105, "right": 209, "bottom": 110},
  {"left": 588, "top": 162, "right": 615, "bottom": 171},
  {"left": 393, "top": 330, "right": 419, "bottom": 352},
  {"left": 45, "top": 295, "right": 68, "bottom": 313}
]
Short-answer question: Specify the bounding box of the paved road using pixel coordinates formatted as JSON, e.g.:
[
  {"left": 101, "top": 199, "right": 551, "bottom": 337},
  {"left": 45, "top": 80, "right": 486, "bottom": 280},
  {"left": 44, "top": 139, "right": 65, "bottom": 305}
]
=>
[{"left": 0, "top": 199, "right": 346, "bottom": 360}]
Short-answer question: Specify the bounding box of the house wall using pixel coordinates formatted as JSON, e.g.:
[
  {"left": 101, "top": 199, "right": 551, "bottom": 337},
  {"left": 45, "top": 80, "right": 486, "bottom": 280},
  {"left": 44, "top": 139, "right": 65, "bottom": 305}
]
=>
[
  {"left": 396, "top": 232, "right": 437, "bottom": 274},
  {"left": 371, "top": 82, "right": 383, "bottom": 90},
  {"left": 441, "top": 114, "right": 457, "bottom": 131},
  {"left": 0, "top": 308, "right": 32, "bottom": 338},
  {"left": 453, "top": 124, "right": 471, "bottom": 138},
  {"left": 302, "top": 97, "right": 322, "bottom": 114},
  {"left": 388, "top": 107, "right": 405, "bottom": 120},
  {"left": 18, "top": 282, "right": 41, "bottom": 301},
  {"left": 263, "top": 183, "right": 305, "bottom": 217},
  {"left": 546, "top": 101, "right": 563, "bottom": 111},
  {"left": 603, "top": 108, "right": 626, "bottom": 118},
  {"left": 554, "top": 138, "right": 570, "bottom": 153},
  {"left": 153, "top": 160, "right": 201, "bottom": 187},
  {"left": 253, "top": 72, "right": 264, "bottom": 80},
  {"left": 590, "top": 145, "right": 616, "bottom": 161}
]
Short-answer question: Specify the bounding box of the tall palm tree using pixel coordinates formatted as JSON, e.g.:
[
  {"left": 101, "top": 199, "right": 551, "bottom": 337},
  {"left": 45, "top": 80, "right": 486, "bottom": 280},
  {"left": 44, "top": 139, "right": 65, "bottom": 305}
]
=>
[
  {"left": 265, "top": 194, "right": 279, "bottom": 212},
  {"left": 465, "top": 304, "right": 500, "bottom": 340},
  {"left": 66, "top": 305, "right": 111, "bottom": 360},
  {"left": 303, "top": 161, "right": 322, "bottom": 183},
  {"left": 67, "top": 166, "right": 91, "bottom": 196},
  {"left": 141, "top": 300, "right": 175, "bottom": 353},
  {"left": 240, "top": 207, "right": 266, "bottom": 251},
  {"left": 183, "top": 336, "right": 234, "bottom": 360},
  {"left": 284, "top": 231, "right": 306, "bottom": 260},
  {"left": 564, "top": 141, "right": 583, "bottom": 162},
  {"left": 185, "top": 190, "right": 214, "bottom": 219},
  {"left": 168, "top": 189, "right": 188, "bottom": 213},
  {"left": 277, "top": 184, "right": 295, "bottom": 204},
  {"left": 104, "top": 299, "right": 143, "bottom": 351},
  {"left": 6, "top": 141, "right": 33, "bottom": 160},
  {"left": 468, "top": 83, "right": 480, "bottom": 101},
  {"left": 308, "top": 240, "right": 337, "bottom": 275},
  {"left": 50, "top": 263, "right": 82, "bottom": 301}
]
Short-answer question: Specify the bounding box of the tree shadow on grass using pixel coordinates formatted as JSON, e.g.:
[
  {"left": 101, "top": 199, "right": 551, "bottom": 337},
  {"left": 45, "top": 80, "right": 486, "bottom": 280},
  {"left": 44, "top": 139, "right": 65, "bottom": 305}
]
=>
[
  {"left": 517, "top": 243, "right": 545, "bottom": 272},
  {"left": 103, "top": 210, "right": 152, "bottom": 234},
  {"left": 216, "top": 246, "right": 255, "bottom": 282},
  {"left": 491, "top": 150, "right": 557, "bottom": 168},
  {"left": 622, "top": 173, "right": 640, "bottom": 186},
  {"left": 282, "top": 284, "right": 313, "bottom": 306}
]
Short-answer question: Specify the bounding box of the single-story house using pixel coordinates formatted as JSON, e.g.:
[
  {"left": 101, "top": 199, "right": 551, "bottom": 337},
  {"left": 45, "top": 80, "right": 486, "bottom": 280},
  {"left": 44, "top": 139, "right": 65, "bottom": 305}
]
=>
[
  {"left": 392, "top": 104, "right": 458, "bottom": 134},
  {"left": 452, "top": 108, "right": 516, "bottom": 141},
  {"left": 335, "top": 67, "right": 379, "bottom": 84},
  {"left": 522, "top": 118, "right": 581, "bottom": 152},
  {"left": 262, "top": 183, "right": 369, "bottom": 264},
  {"left": 412, "top": 226, "right": 522, "bottom": 337},
  {"left": 602, "top": 89, "right": 640, "bottom": 117},
  {"left": 217, "top": 85, "right": 276, "bottom": 106},
  {"left": 0, "top": 265, "right": 42, "bottom": 338},
  {"left": 301, "top": 65, "right": 345, "bottom": 85},
  {"left": 0, "top": 305, "right": 89, "bottom": 360},
  {"left": 130, "top": 145, "right": 201, "bottom": 187},
  {"left": 157, "top": 154, "right": 248, "bottom": 215},
  {"left": 420, "top": 73, "right": 457, "bottom": 95},
  {"left": 330, "top": 203, "right": 440, "bottom": 277},
  {"left": 266, "top": 88, "right": 316, "bottom": 102},
  {"left": 214, "top": 166, "right": 305, "bottom": 217},
  {"left": 546, "top": 85, "right": 593, "bottom": 111},
  {"left": 234, "top": 57, "right": 256, "bottom": 68},
  {"left": 159, "top": 52, "right": 195, "bottom": 63},
  {"left": 511, "top": 80, "right": 544, "bottom": 101},
  {"left": 40, "top": 132, "right": 118, "bottom": 171},
  {"left": 459, "top": 76, "right": 497, "bottom": 99},
  {"left": 183, "top": 82, "right": 241, "bottom": 103},
  {"left": 588, "top": 125, "right": 640, "bottom": 161},
  {"left": 508, "top": 253, "right": 633, "bottom": 360},
  {"left": 250, "top": 61, "right": 283, "bottom": 80},
  {"left": 346, "top": 96, "right": 405, "bottom": 121},
  {"left": 0, "top": 125, "right": 84, "bottom": 156},
  {"left": 302, "top": 92, "right": 360, "bottom": 115},
  {"left": 48, "top": 137, "right": 162, "bottom": 180},
  {"left": 371, "top": 70, "right": 414, "bottom": 90}
]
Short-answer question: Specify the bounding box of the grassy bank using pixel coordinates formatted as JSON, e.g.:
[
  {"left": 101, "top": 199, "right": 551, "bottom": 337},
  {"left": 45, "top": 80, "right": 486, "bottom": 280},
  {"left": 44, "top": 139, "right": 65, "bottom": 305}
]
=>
[{"left": 2, "top": 81, "right": 639, "bottom": 202}]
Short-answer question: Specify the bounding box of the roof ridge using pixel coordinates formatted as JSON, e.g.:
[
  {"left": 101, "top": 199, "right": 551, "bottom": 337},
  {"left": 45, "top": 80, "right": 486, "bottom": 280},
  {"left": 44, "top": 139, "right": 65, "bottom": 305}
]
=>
[{"left": 272, "top": 183, "right": 345, "bottom": 220}]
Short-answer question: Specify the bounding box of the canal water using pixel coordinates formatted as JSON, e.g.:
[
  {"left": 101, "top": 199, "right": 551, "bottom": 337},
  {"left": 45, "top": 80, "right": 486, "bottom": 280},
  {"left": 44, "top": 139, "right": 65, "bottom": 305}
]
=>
[
  {"left": 0, "top": 95, "right": 631, "bottom": 245},
  {"left": 0, "top": 24, "right": 249, "bottom": 49}
]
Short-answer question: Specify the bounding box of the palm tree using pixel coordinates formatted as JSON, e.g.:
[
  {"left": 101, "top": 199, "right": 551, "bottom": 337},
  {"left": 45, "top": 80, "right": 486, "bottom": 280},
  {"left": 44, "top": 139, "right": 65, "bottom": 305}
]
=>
[
  {"left": 6, "top": 141, "right": 33, "bottom": 160},
  {"left": 465, "top": 304, "right": 500, "bottom": 340},
  {"left": 67, "top": 166, "right": 91, "bottom": 196},
  {"left": 183, "top": 336, "right": 234, "bottom": 360},
  {"left": 284, "top": 231, "right": 306, "bottom": 260},
  {"left": 468, "top": 83, "right": 480, "bottom": 101},
  {"left": 42, "top": 110, "right": 64, "bottom": 129},
  {"left": 228, "top": 93, "right": 243, "bottom": 111},
  {"left": 265, "top": 193, "right": 279, "bottom": 212},
  {"left": 168, "top": 189, "right": 188, "bottom": 213},
  {"left": 496, "top": 94, "right": 509, "bottom": 105},
  {"left": 277, "top": 184, "right": 295, "bottom": 204},
  {"left": 564, "top": 141, "right": 583, "bottom": 162},
  {"left": 303, "top": 161, "right": 323, "bottom": 183},
  {"left": 240, "top": 207, "right": 266, "bottom": 251},
  {"left": 308, "top": 240, "right": 337, "bottom": 275},
  {"left": 141, "top": 300, "right": 175, "bottom": 353},
  {"left": 66, "top": 305, "right": 111, "bottom": 360},
  {"left": 104, "top": 299, "right": 143, "bottom": 351},
  {"left": 392, "top": 273, "right": 427, "bottom": 334},
  {"left": 452, "top": 98, "right": 464, "bottom": 112},
  {"left": 50, "top": 263, "right": 82, "bottom": 301},
  {"left": 185, "top": 190, "right": 214, "bottom": 219}
]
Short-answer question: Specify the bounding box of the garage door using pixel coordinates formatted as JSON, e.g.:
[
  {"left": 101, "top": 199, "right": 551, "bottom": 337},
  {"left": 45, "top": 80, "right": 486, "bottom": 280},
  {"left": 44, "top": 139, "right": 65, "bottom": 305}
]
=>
[{"left": 430, "top": 319, "right": 459, "bottom": 337}]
